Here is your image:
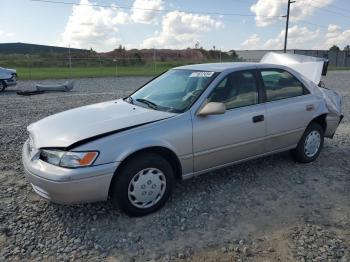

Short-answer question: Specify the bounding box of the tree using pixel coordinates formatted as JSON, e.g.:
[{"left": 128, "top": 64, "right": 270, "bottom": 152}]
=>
[
  {"left": 229, "top": 50, "right": 238, "bottom": 60},
  {"left": 194, "top": 41, "right": 200, "bottom": 49},
  {"left": 329, "top": 45, "right": 340, "bottom": 51},
  {"left": 89, "top": 48, "right": 96, "bottom": 55},
  {"left": 344, "top": 45, "right": 350, "bottom": 52}
]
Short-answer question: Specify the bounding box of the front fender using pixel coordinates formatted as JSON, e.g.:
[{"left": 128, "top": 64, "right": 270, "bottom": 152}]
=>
[
  {"left": 73, "top": 112, "right": 193, "bottom": 167},
  {"left": 112, "top": 138, "right": 178, "bottom": 164}
]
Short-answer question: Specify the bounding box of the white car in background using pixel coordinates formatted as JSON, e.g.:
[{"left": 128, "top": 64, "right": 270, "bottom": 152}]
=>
[{"left": 0, "top": 67, "right": 18, "bottom": 92}]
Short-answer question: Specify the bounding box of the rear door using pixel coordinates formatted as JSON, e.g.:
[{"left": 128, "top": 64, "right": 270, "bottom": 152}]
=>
[
  {"left": 192, "top": 69, "right": 266, "bottom": 172},
  {"left": 258, "top": 68, "right": 318, "bottom": 152}
]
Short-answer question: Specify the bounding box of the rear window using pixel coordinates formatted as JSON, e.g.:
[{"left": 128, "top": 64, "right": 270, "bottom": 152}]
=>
[{"left": 260, "top": 69, "right": 306, "bottom": 102}]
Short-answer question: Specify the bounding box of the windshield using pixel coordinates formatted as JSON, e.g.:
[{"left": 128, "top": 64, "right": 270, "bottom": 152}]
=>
[{"left": 129, "top": 69, "right": 217, "bottom": 113}]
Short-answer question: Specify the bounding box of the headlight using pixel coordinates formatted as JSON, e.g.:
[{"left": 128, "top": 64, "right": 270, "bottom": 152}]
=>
[
  {"left": 60, "top": 151, "right": 98, "bottom": 168},
  {"left": 40, "top": 150, "right": 64, "bottom": 166},
  {"left": 40, "top": 150, "right": 98, "bottom": 168}
]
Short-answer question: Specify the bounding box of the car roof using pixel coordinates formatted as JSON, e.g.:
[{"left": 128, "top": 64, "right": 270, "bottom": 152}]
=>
[{"left": 174, "top": 62, "right": 259, "bottom": 72}]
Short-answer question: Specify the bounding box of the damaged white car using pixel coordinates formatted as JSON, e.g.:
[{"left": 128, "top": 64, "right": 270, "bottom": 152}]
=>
[
  {"left": 22, "top": 53, "right": 343, "bottom": 216},
  {"left": 0, "top": 67, "right": 17, "bottom": 92}
]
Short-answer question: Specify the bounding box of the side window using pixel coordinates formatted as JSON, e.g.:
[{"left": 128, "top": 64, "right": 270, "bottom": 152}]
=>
[
  {"left": 208, "top": 71, "right": 259, "bottom": 110},
  {"left": 260, "top": 69, "right": 305, "bottom": 102}
]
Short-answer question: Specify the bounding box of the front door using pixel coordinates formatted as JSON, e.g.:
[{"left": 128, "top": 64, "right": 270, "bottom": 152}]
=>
[{"left": 192, "top": 70, "right": 266, "bottom": 172}]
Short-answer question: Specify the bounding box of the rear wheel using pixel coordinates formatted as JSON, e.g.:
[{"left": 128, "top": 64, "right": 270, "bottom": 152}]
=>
[
  {"left": 0, "top": 80, "right": 6, "bottom": 92},
  {"left": 111, "top": 153, "right": 175, "bottom": 216},
  {"left": 291, "top": 122, "right": 324, "bottom": 163}
]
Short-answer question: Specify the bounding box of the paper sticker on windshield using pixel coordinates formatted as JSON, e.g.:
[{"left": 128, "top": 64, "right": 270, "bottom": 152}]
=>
[{"left": 189, "top": 71, "right": 215, "bottom": 78}]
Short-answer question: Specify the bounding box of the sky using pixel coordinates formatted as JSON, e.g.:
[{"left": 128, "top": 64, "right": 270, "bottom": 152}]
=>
[{"left": 0, "top": 0, "right": 349, "bottom": 52}]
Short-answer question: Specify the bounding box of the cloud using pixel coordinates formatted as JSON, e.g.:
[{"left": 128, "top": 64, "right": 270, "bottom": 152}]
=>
[
  {"left": 263, "top": 25, "right": 320, "bottom": 49},
  {"left": 240, "top": 25, "right": 320, "bottom": 50},
  {"left": 325, "top": 24, "right": 350, "bottom": 48},
  {"left": 60, "top": 0, "right": 130, "bottom": 51},
  {"left": 141, "top": 11, "right": 222, "bottom": 49},
  {"left": 0, "top": 30, "right": 14, "bottom": 38},
  {"left": 250, "top": 0, "right": 333, "bottom": 27},
  {"left": 241, "top": 34, "right": 261, "bottom": 50},
  {"left": 250, "top": 0, "right": 283, "bottom": 27},
  {"left": 131, "top": 0, "right": 163, "bottom": 24}
]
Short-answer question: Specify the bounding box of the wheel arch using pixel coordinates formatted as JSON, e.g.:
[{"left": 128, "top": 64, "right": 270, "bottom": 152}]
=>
[
  {"left": 309, "top": 113, "right": 327, "bottom": 132},
  {"left": 108, "top": 146, "right": 183, "bottom": 196}
]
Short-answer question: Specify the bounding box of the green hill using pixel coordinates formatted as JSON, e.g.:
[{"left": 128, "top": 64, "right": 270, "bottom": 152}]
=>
[{"left": 0, "top": 42, "right": 87, "bottom": 54}]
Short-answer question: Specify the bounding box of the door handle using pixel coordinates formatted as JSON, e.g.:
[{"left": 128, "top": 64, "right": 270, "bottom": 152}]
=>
[
  {"left": 252, "top": 115, "right": 264, "bottom": 123},
  {"left": 306, "top": 104, "right": 314, "bottom": 111}
]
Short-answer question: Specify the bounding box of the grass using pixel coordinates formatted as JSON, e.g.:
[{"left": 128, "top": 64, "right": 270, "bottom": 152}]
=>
[
  {"left": 16, "top": 65, "right": 169, "bottom": 80},
  {"left": 15, "top": 62, "right": 350, "bottom": 80},
  {"left": 15, "top": 59, "right": 234, "bottom": 80}
]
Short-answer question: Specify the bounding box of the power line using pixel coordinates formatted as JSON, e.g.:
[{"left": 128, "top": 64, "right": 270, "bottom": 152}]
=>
[
  {"left": 30, "top": 0, "right": 282, "bottom": 18},
  {"left": 307, "top": 2, "right": 350, "bottom": 19},
  {"left": 30, "top": 0, "right": 340, "bottom": 25},
  {"left": 29, "top": 0, "right": 331, "bottom": 33},
  {"left": 296, "top": 19, "right": 328, "bottom": 29},
  {"left": 311, "top": 0, "right": 350, "bottom": 13}
]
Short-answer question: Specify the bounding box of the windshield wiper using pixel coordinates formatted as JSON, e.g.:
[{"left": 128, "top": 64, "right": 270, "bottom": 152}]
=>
[{"left": 136, "top": 98, "right": 158, "bottom": 110}]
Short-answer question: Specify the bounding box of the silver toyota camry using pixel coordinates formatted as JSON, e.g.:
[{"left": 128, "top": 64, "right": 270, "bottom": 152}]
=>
[{"left": 22, "top": 53, "right": 343, "bottom": 216}]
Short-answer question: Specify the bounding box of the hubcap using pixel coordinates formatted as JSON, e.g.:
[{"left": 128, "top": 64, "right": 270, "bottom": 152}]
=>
[
  {"left": 304, "top": 130, "right": 321, "bottom": 157},
  {"left": 128, "top": 168, "right": 166, "bottom": 209}
]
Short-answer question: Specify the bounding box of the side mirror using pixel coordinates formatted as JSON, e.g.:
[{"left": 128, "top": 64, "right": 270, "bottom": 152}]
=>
[{"left": 197, "top": 102, "right": 226, "bottom": 116}]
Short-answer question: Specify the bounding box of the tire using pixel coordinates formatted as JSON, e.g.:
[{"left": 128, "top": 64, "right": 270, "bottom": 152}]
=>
[
  {"left": 111, "top": 153, "right": 175, "bottom": 216},
  {"left": 0, "top": 80, "right": 6, "bottom": 92},
  {"left": 291, "top": 122, "right": 324, "bottom": 163}
]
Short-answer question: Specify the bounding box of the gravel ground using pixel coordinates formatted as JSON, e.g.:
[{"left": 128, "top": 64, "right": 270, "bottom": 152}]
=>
[{"left": 0, "top": 72, "right": 349, "bottom": 261}]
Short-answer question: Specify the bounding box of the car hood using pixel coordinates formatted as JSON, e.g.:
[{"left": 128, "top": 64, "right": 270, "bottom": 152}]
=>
[{"left": 28, "top": 99, "right": 176, "bottom": 149}]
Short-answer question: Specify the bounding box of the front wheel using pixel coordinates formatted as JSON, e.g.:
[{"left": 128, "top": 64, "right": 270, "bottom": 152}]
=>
[
  {"left": 111, "top": 153, "right": 175, "bottom": 216},
  {"left": 291, "top": 122, "right": 324, "bottom": 163}
]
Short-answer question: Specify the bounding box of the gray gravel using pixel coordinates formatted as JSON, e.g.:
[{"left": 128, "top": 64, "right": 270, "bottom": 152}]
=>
[{"left": 0, "top": 72, "right": 349, "bottom": 261}]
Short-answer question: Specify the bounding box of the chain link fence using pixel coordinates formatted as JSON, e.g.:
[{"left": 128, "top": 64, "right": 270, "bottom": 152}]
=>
[
  {"left": 294, "top": 50, "right": 350, "bottom": 68},
  {"left": 236, "top": 50, "right": 350, "bottom": 68},
  {"left": 0, "top": 51, "right": 239, "bottom": 80},
  {"left": 5, "top": 49, "right": 347, "bottom": 81}
]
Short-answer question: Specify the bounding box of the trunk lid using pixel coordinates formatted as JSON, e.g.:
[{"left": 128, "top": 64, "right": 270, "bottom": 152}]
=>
[{"left": 260, "top": 52, "right": 328, "bottom": 85}]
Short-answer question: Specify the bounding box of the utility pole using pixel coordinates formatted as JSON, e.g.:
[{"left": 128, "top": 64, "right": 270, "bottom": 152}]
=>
[
  {"left": 68, "top": 45, "right": 72, "bottom": 78},
  {"left": 153, "top": 48, "right": 156, "bottom": 75},
  {"left": 283, "top": 0, "right": 296, "bottom": 53}
]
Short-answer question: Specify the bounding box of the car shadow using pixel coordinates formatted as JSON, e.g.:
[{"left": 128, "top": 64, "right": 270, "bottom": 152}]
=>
[{"left": 46, "top": 150, "right": 314, "bottom": 258}]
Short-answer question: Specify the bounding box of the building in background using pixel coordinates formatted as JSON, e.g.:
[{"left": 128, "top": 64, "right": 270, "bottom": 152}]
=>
[{"left": 236, "top": 49, "right": 350, "bottom": 67}]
